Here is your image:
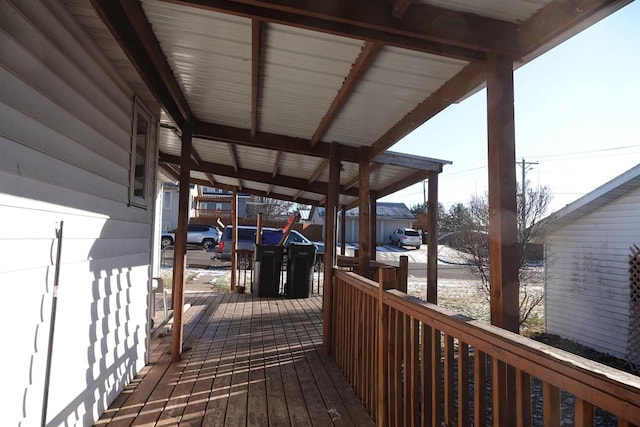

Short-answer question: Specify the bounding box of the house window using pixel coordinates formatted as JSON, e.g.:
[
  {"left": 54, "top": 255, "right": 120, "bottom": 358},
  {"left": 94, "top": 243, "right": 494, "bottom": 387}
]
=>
[
  {"left": 216, "top": 203, "right": 223, "bottom": 210},
  {"left": 163, "top": 191, "right": 171, "bottom": 209},
  {"left": 129, "top": 98, "right": 154, "bottom": 208}
]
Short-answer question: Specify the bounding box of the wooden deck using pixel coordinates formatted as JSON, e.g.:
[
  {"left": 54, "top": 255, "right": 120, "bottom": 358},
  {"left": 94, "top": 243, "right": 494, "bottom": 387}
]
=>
[{"left": 96, "top": 292, "right": 374, "bottom": 426}]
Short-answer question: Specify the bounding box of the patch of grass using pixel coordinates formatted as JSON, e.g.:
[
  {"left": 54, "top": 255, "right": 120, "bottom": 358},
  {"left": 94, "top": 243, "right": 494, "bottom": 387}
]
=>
[{"left": 158, "top": 269, "right": 199, "bottom": 290}]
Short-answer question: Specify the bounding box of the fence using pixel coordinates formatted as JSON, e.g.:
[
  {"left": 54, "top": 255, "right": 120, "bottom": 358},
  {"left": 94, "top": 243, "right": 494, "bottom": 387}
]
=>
[{"left": 332, "top": 268, "right": 640, "bottom": 426}]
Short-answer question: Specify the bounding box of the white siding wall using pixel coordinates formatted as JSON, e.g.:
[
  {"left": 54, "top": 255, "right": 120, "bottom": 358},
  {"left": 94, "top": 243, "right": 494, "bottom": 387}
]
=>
[
  {"left": 0, "top": 1, "right": 157, "bottom": 425},
  {"left": 545, "top": 187, "right": 640, "bottom": 359}
]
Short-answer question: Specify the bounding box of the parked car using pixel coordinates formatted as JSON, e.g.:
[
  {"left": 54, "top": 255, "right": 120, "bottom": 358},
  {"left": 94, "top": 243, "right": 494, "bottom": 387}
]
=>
[
  {"left": 389, "top": 227, "right": 422, "bottom": 249},
  {"left": 161, "top": 224, "right": 222, "bottom": 250},
  {"left": 215, "top": 225, "right": 324, "bottom": 260}
]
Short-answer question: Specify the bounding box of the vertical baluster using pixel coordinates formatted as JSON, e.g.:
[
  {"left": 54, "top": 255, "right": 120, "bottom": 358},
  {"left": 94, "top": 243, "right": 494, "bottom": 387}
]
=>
[
  {"left": 458, "top": 342, "right": 469, "bottom": 426},
  {"left": 474, "top": 350, "right": 487, "bottom": 426}
]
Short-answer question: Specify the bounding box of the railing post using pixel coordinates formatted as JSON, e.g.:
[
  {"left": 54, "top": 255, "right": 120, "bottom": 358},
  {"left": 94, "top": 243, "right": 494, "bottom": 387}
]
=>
[
  {"left": 397, "top": 255, "right": 408, "bottom": 293},
  {"left": 378, "top": 266, "right": 396, "bottom": 426}
]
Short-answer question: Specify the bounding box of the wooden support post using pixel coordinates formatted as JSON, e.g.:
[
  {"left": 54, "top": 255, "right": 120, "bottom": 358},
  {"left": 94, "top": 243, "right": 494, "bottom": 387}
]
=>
[
  {"left": 340, "top": 206, "right": 346, "bottom": 255},
  {"left": 397, "top": 255, "right": 408, "bottom": 293},
  {"left": 358, "top": 147, "right": 370, "bottom": 277},
  {"left": 378, "top": 266, "right": 396, "bottom": 426},
  {"left": 171, "top": 123, "right": 192, "bottom": 362},
  {"left": 487, "top": 52, "right": 518, "bottom": 425},
  {"left": 256, "top": 212, "right": 263, "bottom": 244},
  {"left": 370, "top": 193, "right": 377, "bottom": 261},
  {"left": 323, "top": 143, "right": 340, "bottom": 355},
  {"left": 230, "top": 188, "right": 237, "bottom": 291},
  {"left": 487, "top": 52, "right": 519, "bottom": 332},
  {"left": 426, "top": 172, "right": 438, "bottom": 304}
]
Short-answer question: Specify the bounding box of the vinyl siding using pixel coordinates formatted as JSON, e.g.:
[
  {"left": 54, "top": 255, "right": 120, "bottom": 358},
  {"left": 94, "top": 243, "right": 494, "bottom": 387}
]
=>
[
  {"left": 545, "top": 187, "right": 640, "bottom": 359},
  {"left": 0, "top": 1, "right": 156, "bottom": 425}
]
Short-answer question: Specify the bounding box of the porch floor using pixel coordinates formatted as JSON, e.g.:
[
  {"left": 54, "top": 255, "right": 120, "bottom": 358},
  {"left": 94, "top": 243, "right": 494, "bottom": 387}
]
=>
[{"left": 96, "top": 291, "right": 374, "bottom": 426}]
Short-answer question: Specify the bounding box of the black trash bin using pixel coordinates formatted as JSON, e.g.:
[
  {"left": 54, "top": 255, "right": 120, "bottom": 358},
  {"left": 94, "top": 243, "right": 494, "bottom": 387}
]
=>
[
  {"left": 285, "top": 243, "right": 317, "bottom": 298},
  {"left": 254, "top": 244, "right": 283, "bottom": 297}
]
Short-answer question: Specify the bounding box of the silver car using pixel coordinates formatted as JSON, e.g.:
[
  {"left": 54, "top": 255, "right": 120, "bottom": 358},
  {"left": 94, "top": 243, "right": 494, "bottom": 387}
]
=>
[
  {"left": 389, "top": 228, "right": 422, "bottom": 249},
  {"left": 161, "top": 224, "right": 222, "bottom": 250}
]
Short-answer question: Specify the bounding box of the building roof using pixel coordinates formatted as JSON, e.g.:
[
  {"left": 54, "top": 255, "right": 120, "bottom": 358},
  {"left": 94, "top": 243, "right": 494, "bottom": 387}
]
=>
[
  {"left": 313, "top": 202, "right": 415, "bottom": 220},
  {"left": 539, "top": 163, "right": 640, "bottom": 234}
]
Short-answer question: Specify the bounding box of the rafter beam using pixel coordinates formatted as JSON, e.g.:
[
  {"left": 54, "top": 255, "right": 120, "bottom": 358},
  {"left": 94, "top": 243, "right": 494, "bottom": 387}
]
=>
[
  {"left": 272, "top": 151, "right": 282, "bottom": 178},
  {"left": 251, "top": 19, "right": 262, "bottom": 137},
  {"left": 91, "top": 0, "right": 192, "bottom": 129},
  {"left": 369, "top": 61, "right": 486, "bottom": 159},
  {"left": 308, "top": 158, "right": 330, "bottom": 184},
  {"left": 517, "top": 0, "right": 630, "bottom": 59},
  {"left": 392, "top": 0, "right": 413, "bottom": 19},
  {"left": 194, "top": 120, "right": 364, "bottom": 162},
  {"left": 374, "top": 169, "right": 430, "bottom": 200},
  {"left": 161, "top": 0, "right": 514, "bottom": 60},
  {"left": 310, "top": 42, "right": 382, "bottom": 147},
  {"left": 227, "top": 143, "right": 243, "bottom": 190},
  {"left": 292, "top": 189, "right": 304, "bottom": 201},
  {"left": 159, "top": 152, "right": 360, "bottom": 197},
  {"left": 343, "top": 163, "right": 382, "bottom": 190},
  {"left": 191, "top": 151, "right": 217, "bottom": 187}
]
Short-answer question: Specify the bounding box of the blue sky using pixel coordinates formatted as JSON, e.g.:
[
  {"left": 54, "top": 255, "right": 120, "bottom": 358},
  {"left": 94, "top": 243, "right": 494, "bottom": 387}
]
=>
[{"left": 381, "top": 2, "right": 640, "bottom": 214}]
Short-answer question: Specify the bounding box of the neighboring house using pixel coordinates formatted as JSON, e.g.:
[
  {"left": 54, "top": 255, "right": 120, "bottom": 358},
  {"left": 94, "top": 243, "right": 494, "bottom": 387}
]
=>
[
  {"left": 309, "top": 202, "right": 415, "bottom": 245},
  {"left": 1, "top": 3, "right": 161, "bottom": 425},
  {"left": 161, "top": 182, "right": 197, "bottom": 231},
  {"left": 539, "top": 164, "right": 640, "bottom": 363},
  {"left": 195, "top": 186, "right": 248, "bottom": 219}
]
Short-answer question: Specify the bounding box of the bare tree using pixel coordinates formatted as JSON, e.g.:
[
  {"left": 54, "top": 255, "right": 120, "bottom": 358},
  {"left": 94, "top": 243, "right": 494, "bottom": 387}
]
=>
[
  {"left": 458, "top": 182, "right": 552, "bottom": 326},
  {"left": 248, "top": 196, "right": 293, "bottom": 220}
]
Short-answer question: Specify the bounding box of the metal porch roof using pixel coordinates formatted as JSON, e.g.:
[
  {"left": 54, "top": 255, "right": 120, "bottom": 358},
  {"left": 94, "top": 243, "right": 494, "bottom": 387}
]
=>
[{"left": 62, "top": 0, "right": 630, "bottom": 208}]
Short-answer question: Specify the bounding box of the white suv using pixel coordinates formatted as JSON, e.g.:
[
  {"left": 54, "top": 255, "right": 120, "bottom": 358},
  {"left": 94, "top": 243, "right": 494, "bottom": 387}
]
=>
[
  {"left": 389, "top": 228, "right": 422, "bottom": 249},
  {"left": 161, "top": 224, "right": 222, "bottom": 250}
]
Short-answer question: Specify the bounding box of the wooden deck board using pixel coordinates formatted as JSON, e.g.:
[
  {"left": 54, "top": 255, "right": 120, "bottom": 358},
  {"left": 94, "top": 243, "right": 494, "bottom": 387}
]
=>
[{"left": 97, "top": 292, "right": 374, "bottom": 426}]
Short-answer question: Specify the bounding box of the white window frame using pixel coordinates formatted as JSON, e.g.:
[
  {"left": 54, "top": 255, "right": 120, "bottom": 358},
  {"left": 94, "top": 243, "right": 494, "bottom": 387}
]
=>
[{"left": 129, "top": 97, "right": 155, "bottom": 208}]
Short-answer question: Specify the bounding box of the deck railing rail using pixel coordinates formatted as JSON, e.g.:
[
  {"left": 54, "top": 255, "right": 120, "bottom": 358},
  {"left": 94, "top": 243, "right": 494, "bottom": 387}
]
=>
[{"left": 332, "top": 268, "right": 640, "bottom": 426}]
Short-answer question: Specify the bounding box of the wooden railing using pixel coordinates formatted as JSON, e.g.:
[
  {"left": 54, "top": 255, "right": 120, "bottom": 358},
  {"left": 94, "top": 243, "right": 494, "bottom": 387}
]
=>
[{"left": 332, "top": 268, "right": 640, "bottom": 426}]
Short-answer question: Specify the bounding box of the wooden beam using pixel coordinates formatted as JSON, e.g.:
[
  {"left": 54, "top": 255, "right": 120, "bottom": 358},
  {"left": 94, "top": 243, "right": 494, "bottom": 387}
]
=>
[
  {"left": 272, "top": 151, "right": 282, "bottom": 178},
  {"left": 486, "top": 53, "right": 519, "bottom": 427},
  {"left": 191, "top": 151, "right": 217, "bottom": 187},
  {"left": 292, "top": 189, "right": 304, "bottom": 201},
  {"left": 392, "top": 0, "right": 413, "bottom": 19},
  {"left": 160, "top": 163, "right": 180, "bottom": 181},
  {"left": 518, "top": 0, "right": 630, "bottom": 59},
  {"left": 486, "top": 53, "right": 519, "bottom": 334},
  {"left": 231, "top": 188, "right": 238, "bottom": 290},
  {"left": 340, "top": 206, "right": 346, "bottom": 255},
  {"left": 426, "top": 172, "right": 438, "bottom": 304},
  {"left": 343, "top": 163, "right": 382, "bottom": 190},
  {"left": 164, "top": 0, "right": 516, "bottom": 59},
  {"left": 251, "top": 19, "right": 262, "bottom": 138},
  {"left": 369, "top": 62, "right": 486, "bottom": 159},
  {"left": 227, "top": 143, "right": 242, "bottom": 190},
  {"left": 194, "top": 120, "right": 361, "bottom": 162},
  {"left": 308, "top": 158, "right": 330, "bottom": 184},
  {"left": 171, "top": 123, "right": 192, "bottom": 362},
  {"left": 91, "top": 0, "right": 191, "bottom": 128},
  {"left": 369, "top": 195, "right": 377, "bottom": 260},
  {"left": 374, "top": 169, "right": 430, "bottom": 200},
  {"left": 358, "top": 147, "right": 371, "bottom": 277},
  {"left": 373, "top": 151, "right": 450, "bottom": 172},
  {"left": 310, "top": 42, "right": 382, "bottom": 147},
  {"left": 159, "top": 152, "right": 360, "bottom": 197},
  {"left": 323, "top": 142, "right": 341, "bottom": 356}
]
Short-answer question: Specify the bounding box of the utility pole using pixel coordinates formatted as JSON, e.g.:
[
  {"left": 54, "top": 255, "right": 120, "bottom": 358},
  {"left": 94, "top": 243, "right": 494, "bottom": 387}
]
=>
[{"left": 517, "top": 158, "right": 538, "bottom": 231}]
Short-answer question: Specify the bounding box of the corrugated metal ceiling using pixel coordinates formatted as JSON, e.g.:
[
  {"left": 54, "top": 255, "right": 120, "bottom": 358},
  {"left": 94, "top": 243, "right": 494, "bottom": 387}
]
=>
[{"left": 61, "top": 0, "right": 626, "bottom": 208}]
